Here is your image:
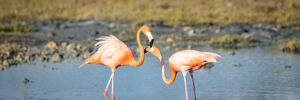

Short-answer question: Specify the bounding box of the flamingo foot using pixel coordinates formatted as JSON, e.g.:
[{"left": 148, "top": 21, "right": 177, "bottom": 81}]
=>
[
  {"left": 112, "top": 93, "right": 115, "bottom": 100},
  {"left": 104, "top": 91, "right": 108, "bottom": 100}
]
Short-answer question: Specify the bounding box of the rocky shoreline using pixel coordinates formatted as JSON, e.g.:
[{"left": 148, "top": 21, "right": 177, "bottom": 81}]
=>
[
  {"left": 0, "top": 21, "right": 300, "bottom": 69},
  {"left": 0, "top": 41, "right": 94, "bottom": 70}
]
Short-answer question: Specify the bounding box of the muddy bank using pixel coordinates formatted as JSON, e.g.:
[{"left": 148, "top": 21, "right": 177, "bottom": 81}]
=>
[{"left": 2, "top": 21, "right": 300, "bottom": 43}]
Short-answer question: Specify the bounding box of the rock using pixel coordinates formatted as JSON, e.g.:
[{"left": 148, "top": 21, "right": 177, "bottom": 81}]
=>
[
  {"left": 172, "top": 43, "right": 177, "bottom": 47},
  {"left": 183, "top": 27, "right": 195, "bottom": 36},
  {"left": 272, "top": 27, "right": 280, "bottom": 32},
  {"left": 228, "top": 51, "right": 236, "bottom": 55},
  {"left": 5, "top": 51, "right": 15, "bottom": 56},
  {"left": 241, "top": 33, "right": 256, "bottom": 39},
  {"left": 24, "top": 54, "right": 31, "bottom": 63},
  {"left": 187, "top": 45, "right": 192, "bottom": 49},
  {"left": 120, "top": 30, "right": 127, "bottom": 34},
  {"left": 187, "top": 30, "right": 195, "bottom": 36},
  {"left": 0, "top": 66, "right": 4, "bottom": 71},
  {"left": 41, "top": 51, "right": 49, "bottom": 56},
  {"left": 51, "top": 67, "right": 57, "bottom": 70},
  {"left": 46, "top": 41, "right": 58, "bottom": 50},
  {"left": 81, "top": 46, "right": 88, "bottom": 51},
  {"left": 256, "top": 23, "right": 263, "bottom": 28},
  {"left": 92, "top": 30, "right": 99, "bottom": 35},
  {"left": 59, "top": 24, "right": 69, "bottom": 29},
  {"left": 22, "top": 47, "right": 28, "bottom": 51},
  {"left": 266, "top": 25, "right": 272, "bottom": 29},
  {"left": 15, "top": 53, "right": 24, "bottom": 63},
  {"left": 36, "top": 48, "right": 41, "bottom": 54},
  {"left": 38, "top": 56, "right": 45, "bottom": 62},
  {"left": 196, "top": 28, "right": 207, "bottom": 33},
  {"left": 72, "top": 51, "right": 80, "bottom": 58},
  {"left": 47, "top": 32, "right": 56, "bottom": 38},
  {"left": 232, "top": 64, "right": 242, "bottom": 67},
  {"left": 281, "top": 65, "right": 292, "bottom": 69},
  {"left": 62, "top": 54, "right": 69, "bottom": 59},
  {"left": 3, "top": 60, "right": 9, "bottom": 67},
  {"left": 51, "top": 53, "right": 62, "bottom": 62},
  {"left": 8, "top": 59, "right": 17, "bottom": 66},
  {"left": 165, "top": 46, "right": 171, "bottom": 50},
  {"left": 76, "top": 44, "right": 82, "bottom": 50},
  {"left": 109, "top": 23, "right": 116, "bottom": 28},
  {"left": 166, "top": 37, "right": 174, "bottom": 43},
  {"left": 38, "top": 55, "right": 48, "bottom": 62},
  {"left": 61, "top": 42, "right": 68, "bottom": 48},
  {"left": 83, "top": 52, "right": 91, "bottom": 59},
  {"left": 67, "top": 44, "right": 75, "bottom": 51},
  {"left": 23, "top": 77, "right": 29, "bottom": 84},
  {"left": 183, "top": 27, "right": 193, "bottom": 32},
  {"left": 215, "top": 29, "right": 220, "bottom": 33},
  {"left": 67, "top": 35, "right": 74, "bottom": 39}
]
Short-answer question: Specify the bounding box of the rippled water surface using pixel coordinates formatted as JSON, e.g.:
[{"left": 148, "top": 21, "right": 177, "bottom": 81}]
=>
[{"left": 1, "top": 46, "right": 300, "bottom": 100}]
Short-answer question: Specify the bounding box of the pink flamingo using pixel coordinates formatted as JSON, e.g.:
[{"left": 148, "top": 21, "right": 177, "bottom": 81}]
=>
[
  {"left": 145, "top": 46, "right": 221, "bottom": 100},
  {"left": 79, "top": 26, "right": 154, "bottom": 100}
]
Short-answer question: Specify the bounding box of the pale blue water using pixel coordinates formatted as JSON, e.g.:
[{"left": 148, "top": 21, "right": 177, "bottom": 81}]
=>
[{"left": 0, "top": 46, "right": 300, "bottom": 100}]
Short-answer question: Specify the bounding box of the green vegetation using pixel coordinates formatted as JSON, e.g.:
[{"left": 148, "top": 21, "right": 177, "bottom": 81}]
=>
[
  {"left": 110, "top": 28, "right": 138, "bottom": 34},
  {"left": 160, "top": 34, "right": 213, "bottom": 41},
  {"left": 159, "top": 34, "right": 259, "bottom": 48},
  {"left": 118, "top": 35, "right": 136, "bottom": 42},
  {"left": 279, "top": 39, "right": 300, "bottom": 53},
  {"left": 0, "top": 0, "right": 299, "bottom": 26},
  {"left": 209, "top": 34, "right": 259, "bottom": 48},
  {"left": 0, "top": 24, "right": 35, "bottom": 35}
]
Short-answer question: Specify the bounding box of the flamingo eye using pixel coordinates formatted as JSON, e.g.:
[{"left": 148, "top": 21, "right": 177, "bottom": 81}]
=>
[{"left": 203, "top": 60, "right": 207, "bottom": 63}]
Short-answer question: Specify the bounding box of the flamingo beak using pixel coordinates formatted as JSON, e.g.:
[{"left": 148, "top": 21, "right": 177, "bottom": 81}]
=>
[
  {"left": 146, "top": 32, "right": 154, "bottom": 48},
  {"left": 149, "top": 39, "right": 154, "bottom": 48},
  {"left": 144, "top": 48, "right": 148, "bottom": 53}
]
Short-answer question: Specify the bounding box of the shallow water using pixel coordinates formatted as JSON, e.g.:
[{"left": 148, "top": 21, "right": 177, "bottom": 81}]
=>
[{"left": 1, "top": 46, "right": 300, "bottom": 100}]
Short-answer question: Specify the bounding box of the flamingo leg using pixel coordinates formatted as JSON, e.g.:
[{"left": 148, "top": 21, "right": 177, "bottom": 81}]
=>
[
  {"left": 104, "top": 72, "right": 113, "bottom": 100},
  {"left": 189, "top": 71, "right": 198, "bottom": 100},
  {"left": 182, "top": 71, "right": 189, "bottom": 100},
  {"left": 111, "top": 69, "right": 116, "bottom": 100}
]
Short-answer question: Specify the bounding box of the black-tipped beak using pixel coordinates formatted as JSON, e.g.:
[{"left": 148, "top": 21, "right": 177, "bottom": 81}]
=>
[
  {"left": 149, "top": 39, "right": 154, "bottom": 48},
  {"left": 144, "top": 48, "right": 148, "bottom": 53}
]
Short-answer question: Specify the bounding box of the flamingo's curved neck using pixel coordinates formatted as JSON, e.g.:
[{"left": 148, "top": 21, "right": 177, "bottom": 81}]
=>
[
  {"left": 130, "top": 27, "right": 145, "bottom": 67},
  {"left": 159, "top": 54, "right": 177, "bottom": 85}
]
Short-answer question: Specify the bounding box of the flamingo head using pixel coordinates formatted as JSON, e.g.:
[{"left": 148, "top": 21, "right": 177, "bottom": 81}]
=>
[
  {"left": 141, "top": 26, "right": 154, "bottom": 49},
  {"left": 145, "top": 46, "right": 162, "bottom": 60},
  {"left": 201, "top": 52, "right": 222, "bottom": 65}
]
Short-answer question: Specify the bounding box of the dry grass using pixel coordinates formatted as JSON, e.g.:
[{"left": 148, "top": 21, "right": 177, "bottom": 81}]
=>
[
  {"left": 279, "top": 39, "right": 300, "bottom": 53},
  {"left": 0, "top": 0, "right": 299, "bottom": 26}
]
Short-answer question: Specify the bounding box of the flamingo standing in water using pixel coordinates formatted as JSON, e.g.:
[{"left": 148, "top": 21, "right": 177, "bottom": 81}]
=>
[
  {"left": 145, "top": 46, "right": 221, "bottom": 100},
  {"left": 79, "top": 26, "right": 154, "bottom": 100}
]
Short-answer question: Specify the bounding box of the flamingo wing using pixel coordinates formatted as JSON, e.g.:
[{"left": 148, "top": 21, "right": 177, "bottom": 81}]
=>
[
  {"left": 92, "top": 35, "right": 135, "bottom": 67},
  {"left": 169, "top": 50, "right": 221, "bottom": 71}
]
